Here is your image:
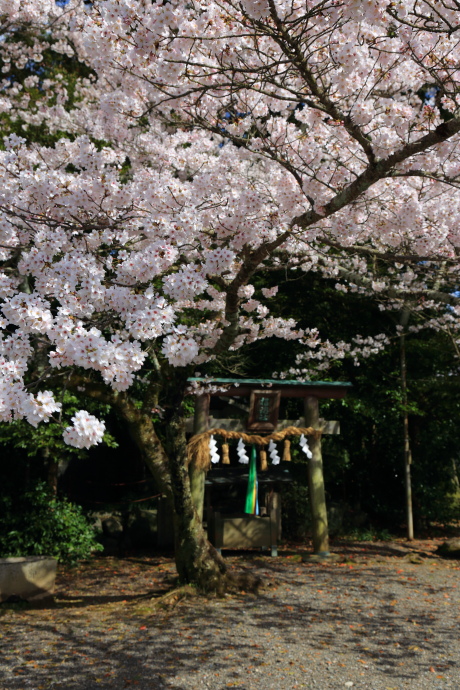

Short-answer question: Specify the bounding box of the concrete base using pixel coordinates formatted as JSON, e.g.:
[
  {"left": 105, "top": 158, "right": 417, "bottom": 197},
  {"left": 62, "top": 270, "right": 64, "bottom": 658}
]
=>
[{"left": 0, "top": 557, "right": 57, "bottom": 602}]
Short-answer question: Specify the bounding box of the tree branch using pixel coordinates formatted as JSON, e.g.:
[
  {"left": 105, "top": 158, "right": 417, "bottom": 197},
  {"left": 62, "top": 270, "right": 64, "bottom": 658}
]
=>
[{"left": 292, "top": 118, "right": 460, "bottom": 230}]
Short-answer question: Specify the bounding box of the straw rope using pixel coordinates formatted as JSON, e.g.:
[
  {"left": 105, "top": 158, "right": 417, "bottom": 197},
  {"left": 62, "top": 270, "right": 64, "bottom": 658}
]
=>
[{"left": 187, "top": 426, "right": 321, "bottom": 470}]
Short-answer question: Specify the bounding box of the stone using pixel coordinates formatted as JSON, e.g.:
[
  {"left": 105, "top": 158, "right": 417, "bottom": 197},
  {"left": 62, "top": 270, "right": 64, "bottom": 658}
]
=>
[
  {"left": 101, "top": 515, "right": 123, "bottom": 539},
  {"left": 437, "top": 538, "right": 460, "bottom": 559},
  {"left": 0, "top": 557, "right": 57, "bottom": 602},
  {"left": 403, "top": 552, "right": 425, "bottom": 564},
  {"left": 88, "top": 512, "right": 103, "bottom": 534}
]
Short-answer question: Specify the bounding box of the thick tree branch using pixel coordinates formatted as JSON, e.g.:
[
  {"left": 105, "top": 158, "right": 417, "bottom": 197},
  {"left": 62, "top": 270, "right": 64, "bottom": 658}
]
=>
[
  {"left": 67, "top": 374, "right": 172, "bottom": 500},
  {"left": 211, "top": 232, "right": 290, "bottom": 353},
  {"left": 292, "top": 118, "right": 460, "bottom": 230}
]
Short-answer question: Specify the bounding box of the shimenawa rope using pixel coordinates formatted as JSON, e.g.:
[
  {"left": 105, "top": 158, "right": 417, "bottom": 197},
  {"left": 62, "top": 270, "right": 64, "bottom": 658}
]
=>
[{"left": 187, "top": 426, "right": 321, "bottom": 470}]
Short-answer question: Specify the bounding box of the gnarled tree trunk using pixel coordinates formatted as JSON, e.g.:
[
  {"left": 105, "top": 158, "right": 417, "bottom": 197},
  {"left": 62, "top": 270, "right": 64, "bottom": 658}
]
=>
[
  {"left": 73, "top": 375, "right": 229, "bottom": 592},
  {"left": 165, "top": 409, "right": 227, "bottom": 592},
  {"left": 120, "top": 397, "right": 228, "bottom": 592}
]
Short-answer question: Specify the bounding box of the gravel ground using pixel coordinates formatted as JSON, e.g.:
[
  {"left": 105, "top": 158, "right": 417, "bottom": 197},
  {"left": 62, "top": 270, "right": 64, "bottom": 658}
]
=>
[{"left": 1, "top": 539, "right": 459, "bottom": 690}]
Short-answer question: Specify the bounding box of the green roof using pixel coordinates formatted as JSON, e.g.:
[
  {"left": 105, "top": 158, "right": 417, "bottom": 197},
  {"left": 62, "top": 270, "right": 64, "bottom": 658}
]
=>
[{"left": 188, "top": 377, "right": 352, "bottom": 388}]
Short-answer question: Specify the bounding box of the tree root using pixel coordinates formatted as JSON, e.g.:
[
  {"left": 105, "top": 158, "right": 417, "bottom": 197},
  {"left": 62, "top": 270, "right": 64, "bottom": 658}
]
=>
[
  {"left": 145, "top": 571, "right": 263, "bottom": 608},
  {"left": 150, "top": 584, "right": 197, "bottom": 609}
]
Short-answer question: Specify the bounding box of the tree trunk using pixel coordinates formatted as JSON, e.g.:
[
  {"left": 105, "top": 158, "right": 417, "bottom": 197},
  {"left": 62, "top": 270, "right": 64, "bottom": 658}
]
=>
[
  {"left": 400, "top": 310, "right": 414, "bottom": 541},
  {"left": 452, "top": 458, "right": 460, "bottom": 491},
  {"left": 166, "top": 408, "right": 228, "bottom": 592},
  {"left": 114, "top": 398, "right": 174, "bottom": 503},
  {"left": 43, "top": 447, "right": 58, "bottom": 496},
  {"left": 70, "top": 376, "right": 252, "bottom": 593},
  {"left": 117, "top": 397, "right": 228, "bottom": 592}
]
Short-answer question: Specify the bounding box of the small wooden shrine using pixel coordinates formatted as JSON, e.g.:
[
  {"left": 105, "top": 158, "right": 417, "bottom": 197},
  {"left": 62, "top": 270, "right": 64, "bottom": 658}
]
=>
[{"left": 187, "top": 378, "right": 352, "bottom": 556}]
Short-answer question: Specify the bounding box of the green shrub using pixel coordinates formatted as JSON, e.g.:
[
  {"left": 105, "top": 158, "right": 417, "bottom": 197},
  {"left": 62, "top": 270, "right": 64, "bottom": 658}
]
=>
[{"left": 0, "top": 482, "right": 103, "bottom": 563}]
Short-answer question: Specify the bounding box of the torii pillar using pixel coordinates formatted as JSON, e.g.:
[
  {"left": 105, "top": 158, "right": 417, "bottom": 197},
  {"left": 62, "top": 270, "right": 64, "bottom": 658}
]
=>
[
  {"left": 186, "top": 377, "right": 351, "bottom": 556},
  {"left": 304, "top": 396, "right": 329, "bottom": 555},
  {"left": 189, "top": 393, "right": 209, "bottom": 521}
]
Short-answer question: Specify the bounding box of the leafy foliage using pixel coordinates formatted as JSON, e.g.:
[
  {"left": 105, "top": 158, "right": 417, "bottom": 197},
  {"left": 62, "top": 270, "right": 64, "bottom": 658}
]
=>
[
  {"left": 0, "top": 391, "right": 118, "bottom": 460},
  {"left": 0, "top": 482, "right": 103, "bottom": 563},
  {"left": 245, "top": 269, "right": 460, "bottom": 531}
]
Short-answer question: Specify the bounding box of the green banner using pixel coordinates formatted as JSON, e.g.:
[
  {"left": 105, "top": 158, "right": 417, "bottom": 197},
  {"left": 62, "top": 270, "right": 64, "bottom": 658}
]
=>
[{"left": 244, "top": 445, "right": 259, "bottom": 515}]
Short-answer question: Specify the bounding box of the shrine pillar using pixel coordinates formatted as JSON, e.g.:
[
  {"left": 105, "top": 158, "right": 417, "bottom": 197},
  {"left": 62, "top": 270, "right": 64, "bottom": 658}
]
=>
[
  {"left": 304, "top": 396, "right": 330, "bottom": 555},
  {"left": 189, "top": 393, "right": 209, "bottom": 520}
]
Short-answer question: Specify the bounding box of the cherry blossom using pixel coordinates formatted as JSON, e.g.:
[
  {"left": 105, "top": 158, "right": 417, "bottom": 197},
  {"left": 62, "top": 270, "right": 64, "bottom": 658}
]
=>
[
  {"left": 63, "top": 410, "right": 106, "bottom": 449},
  {"left": 1, "top": 1, "right": 460, "bottom": 445}
]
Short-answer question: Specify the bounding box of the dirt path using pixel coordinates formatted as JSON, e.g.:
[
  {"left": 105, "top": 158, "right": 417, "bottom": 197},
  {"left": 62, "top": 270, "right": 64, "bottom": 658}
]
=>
[{"left": 1, "top": 539, "right": 459, "bottom": 689}]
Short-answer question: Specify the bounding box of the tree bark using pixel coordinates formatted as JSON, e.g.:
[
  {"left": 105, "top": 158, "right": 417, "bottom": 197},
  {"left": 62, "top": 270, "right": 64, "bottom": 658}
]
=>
[
  {"left": 166, "top": 405, "right": 228, "bottom": 592},
  {"left": 67, "top": 376, "right": 173, "bottom": 501},
  {"left": 43, "top": 447, "right": 58, "bottom": 496},
  {"left": 400, "top": 318, "right": 414, "bottom": 541},
  {"left": 452, "top": 458, "right": 460, "bottom": 491},
  {"left": 70, "top": 375, "right": 231, "bottom": 592},
  {"left": 114, "top": 397, "right": 174, "bottom": 504},
  {"left": 119, "top": 392, "right": 229, "bottom": 592}
]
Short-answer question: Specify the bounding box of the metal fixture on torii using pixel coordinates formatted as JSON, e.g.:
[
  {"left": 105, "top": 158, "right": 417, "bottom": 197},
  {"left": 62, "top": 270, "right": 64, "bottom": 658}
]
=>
[{"left": 187, "top": 377, "right": 352, "bottom": 556}]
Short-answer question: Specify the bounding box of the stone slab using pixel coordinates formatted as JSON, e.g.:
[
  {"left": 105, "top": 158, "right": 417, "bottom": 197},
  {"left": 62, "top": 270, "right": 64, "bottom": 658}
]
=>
[{"left": 0, "top": 557, "right": 57, "bottom": 602}]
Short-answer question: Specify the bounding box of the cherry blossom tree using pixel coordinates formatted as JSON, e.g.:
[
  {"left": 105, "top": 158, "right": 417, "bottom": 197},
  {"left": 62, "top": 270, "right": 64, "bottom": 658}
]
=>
[{"left": 3, "top": 0, "right": 460, "bottom": 589}]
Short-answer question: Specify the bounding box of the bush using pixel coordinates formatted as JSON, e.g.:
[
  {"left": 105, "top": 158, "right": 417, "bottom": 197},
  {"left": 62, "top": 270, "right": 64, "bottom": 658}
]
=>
[{"left": 0, "top": 482, "right": 103, "bottom": 563}]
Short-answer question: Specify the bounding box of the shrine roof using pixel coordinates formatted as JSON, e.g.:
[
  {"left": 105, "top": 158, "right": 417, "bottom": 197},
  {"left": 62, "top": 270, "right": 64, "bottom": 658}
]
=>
[
  {"left": 188, "top": 377, "right": 352, "bottom": 399},
  {"left": 188, "top": 377, "right": 351, "bottom": 387}
]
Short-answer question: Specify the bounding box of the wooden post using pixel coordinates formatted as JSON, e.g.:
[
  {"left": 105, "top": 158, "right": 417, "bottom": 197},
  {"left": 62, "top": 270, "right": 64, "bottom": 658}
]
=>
[
  {"left": 400, "top": 327, "right": 414, "bottom": 541},
  {"left": 304, "top": 396, "right": 330, "bottom": 555},
  {"left": 189, "top": 393, "right": 209, "bottom": 521}
]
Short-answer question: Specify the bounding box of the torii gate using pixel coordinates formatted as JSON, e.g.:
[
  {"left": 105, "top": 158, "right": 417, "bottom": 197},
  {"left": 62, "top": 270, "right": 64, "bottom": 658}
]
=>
[{"left": 187, "top": 377, "right": 352, "bottom": 556}]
